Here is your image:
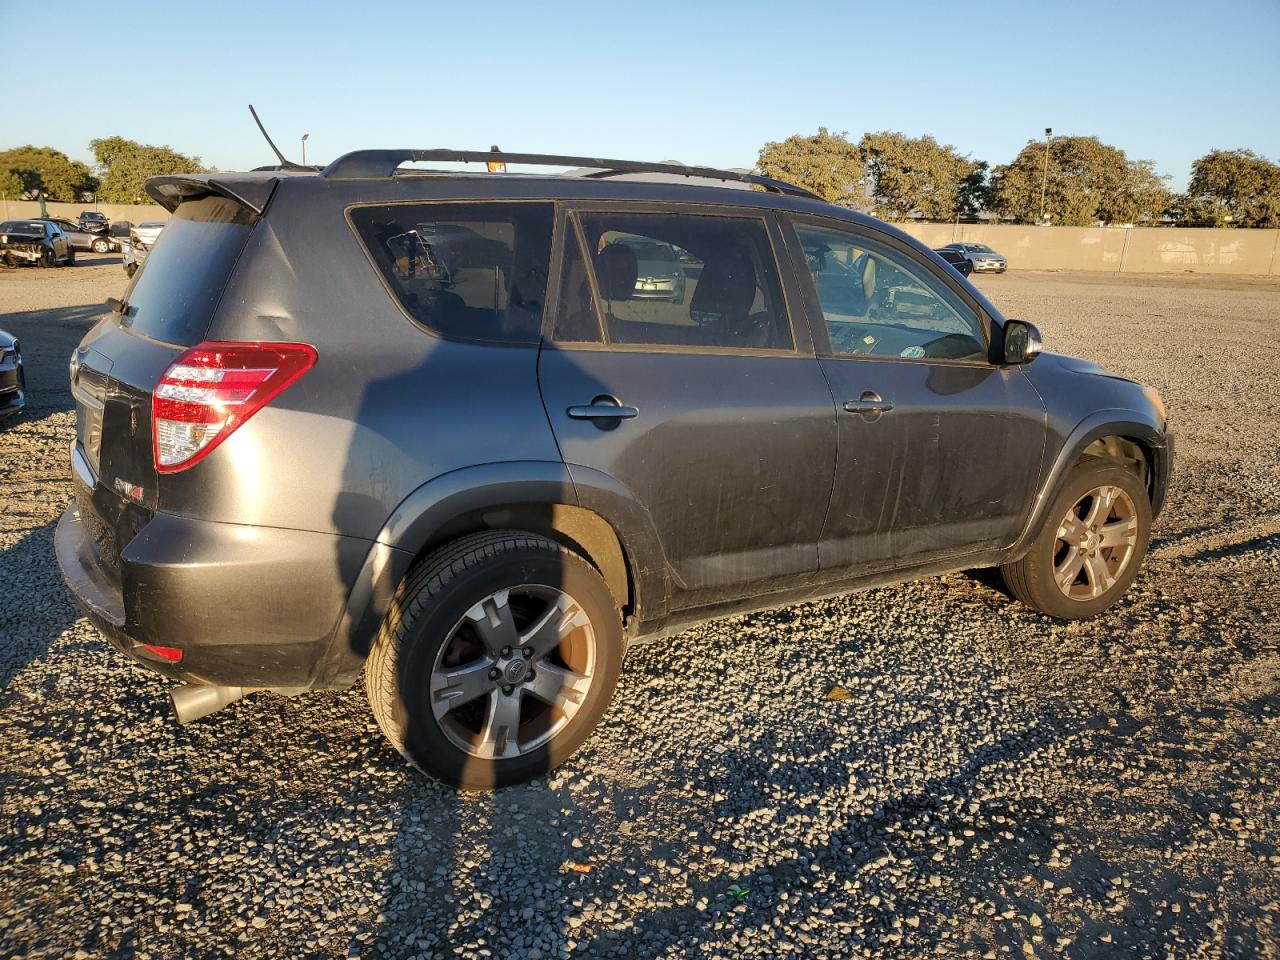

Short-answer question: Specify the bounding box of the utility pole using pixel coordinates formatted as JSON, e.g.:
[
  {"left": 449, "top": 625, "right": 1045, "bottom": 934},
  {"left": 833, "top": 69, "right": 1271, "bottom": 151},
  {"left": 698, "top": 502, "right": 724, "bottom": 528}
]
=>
[{"left": 1039, "top": 127, "right": 1053, "bottom": 224}]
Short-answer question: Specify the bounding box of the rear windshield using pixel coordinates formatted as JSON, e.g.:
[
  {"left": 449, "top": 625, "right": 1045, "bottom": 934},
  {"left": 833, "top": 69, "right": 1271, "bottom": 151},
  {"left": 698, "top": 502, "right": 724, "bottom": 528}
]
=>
[
  {"left": 1, "top": 221, "right": 43, "bottom": 237},
  {"left": 349, "top": 201, "right": 554, "bottom": 344},
  {"left": 119, "top": 196, "right": 254, "bottom": 346}
]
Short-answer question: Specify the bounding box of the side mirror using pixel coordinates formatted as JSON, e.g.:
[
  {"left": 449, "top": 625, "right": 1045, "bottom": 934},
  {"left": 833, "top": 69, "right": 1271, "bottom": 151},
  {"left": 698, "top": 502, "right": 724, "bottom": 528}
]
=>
[{"left": 1002, "top": 319, "right": 1043, "bottom": 364}]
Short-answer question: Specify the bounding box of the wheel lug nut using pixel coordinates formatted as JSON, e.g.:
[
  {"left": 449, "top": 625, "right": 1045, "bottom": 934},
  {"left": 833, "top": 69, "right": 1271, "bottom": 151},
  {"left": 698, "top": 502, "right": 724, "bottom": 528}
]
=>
[
  {"left": 489, "top": 668, "right": 500, "bottom": 680},
  {"left": 526, "top": 669, "right": 536, "bottom": 682},
  {"left": 522, "top": 647, "right": 533, "bottom": 658},
  {"left": 501, "top": 646, "right": 512, "bottom": 657}
]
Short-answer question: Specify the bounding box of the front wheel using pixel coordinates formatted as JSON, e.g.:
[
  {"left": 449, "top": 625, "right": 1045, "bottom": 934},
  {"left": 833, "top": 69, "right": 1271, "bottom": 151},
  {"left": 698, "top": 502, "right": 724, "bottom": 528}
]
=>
[
  {"left": 92, "top": 238, "right": 110, "bottom": 254},
  {"left": 1000, "top": 459, "right": 1152, "bottom": 619},
  {"left": 365, "top": 531, "right": 623, "bottom": 789}
]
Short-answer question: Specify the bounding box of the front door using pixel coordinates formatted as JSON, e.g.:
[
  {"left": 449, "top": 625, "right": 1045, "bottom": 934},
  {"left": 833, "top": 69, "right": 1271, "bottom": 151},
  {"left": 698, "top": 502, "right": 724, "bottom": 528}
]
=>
[
  {"left": 537, "top": 206, "right": 837, "bottom": 609},
  {"left": 783, "top": 217, "right": 1046, "bottom": 574}
]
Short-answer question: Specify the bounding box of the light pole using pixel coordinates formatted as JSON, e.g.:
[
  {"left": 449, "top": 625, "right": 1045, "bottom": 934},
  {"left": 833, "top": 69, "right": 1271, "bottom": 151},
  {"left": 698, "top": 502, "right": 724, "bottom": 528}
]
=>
[
  {"left": 1038, "top": 127, "right": 1053, "bottom": 224},
  {"left": 301, "top": 134, "right": 309, "bottom": 166}
]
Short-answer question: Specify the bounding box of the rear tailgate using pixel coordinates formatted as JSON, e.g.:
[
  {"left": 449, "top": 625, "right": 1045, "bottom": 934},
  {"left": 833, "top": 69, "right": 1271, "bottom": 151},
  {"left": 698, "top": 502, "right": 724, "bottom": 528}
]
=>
[{"left": 70, "top": 194, "right": 261, "bottom": 579}]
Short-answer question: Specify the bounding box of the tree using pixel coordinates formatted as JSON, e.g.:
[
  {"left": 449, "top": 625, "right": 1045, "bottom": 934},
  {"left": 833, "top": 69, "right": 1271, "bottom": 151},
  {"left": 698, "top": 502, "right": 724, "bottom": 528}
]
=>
[
  {"left": 0, "top": 145, "right": 96, "bottom": 201},
  {"left": 0, "top": 168, "right": 21, "bottom": 201},
  {"left": 859, "top": 131, "right": 986, "bottom": 220},
  {"left": 1179, "top": 149, "right": 1280, "bottom": 227},
  {"left": 989, "top": 136, "right": 1166, "bottom": 226},
  {"left": 90, "top": 137, "right": 206, "bottom": 203},
  {"left": 1099, "top": 160, "right": 1173, "bottom": 225},
  {"left": 757, "top": 128, "right": 866, "bottom": 207}
]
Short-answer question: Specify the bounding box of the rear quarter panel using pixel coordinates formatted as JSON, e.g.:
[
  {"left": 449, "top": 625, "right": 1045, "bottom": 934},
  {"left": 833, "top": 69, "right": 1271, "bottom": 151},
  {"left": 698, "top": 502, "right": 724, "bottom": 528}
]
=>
[{"left": 164, "top": 178, "right": 563, "bottom": 542}]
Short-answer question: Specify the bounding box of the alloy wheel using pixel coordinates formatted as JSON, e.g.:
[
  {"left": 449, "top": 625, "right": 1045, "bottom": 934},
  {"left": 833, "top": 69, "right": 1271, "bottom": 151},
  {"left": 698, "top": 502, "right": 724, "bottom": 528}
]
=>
[
  {"left": 1052, "top": 484, "right": 1139, "bottom": 600},
  {"left": 429, "top": 586, "right": 597, "bottom": 760}
]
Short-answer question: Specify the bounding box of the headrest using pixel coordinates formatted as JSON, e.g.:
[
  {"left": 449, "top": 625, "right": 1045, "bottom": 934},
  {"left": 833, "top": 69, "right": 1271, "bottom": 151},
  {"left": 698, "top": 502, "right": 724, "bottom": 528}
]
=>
[
  {"left": 596, "top": 244, "right": 638, "bottom": 302},
  {"left": 690, "top": 246, "right": 756, "bottom": 321}
]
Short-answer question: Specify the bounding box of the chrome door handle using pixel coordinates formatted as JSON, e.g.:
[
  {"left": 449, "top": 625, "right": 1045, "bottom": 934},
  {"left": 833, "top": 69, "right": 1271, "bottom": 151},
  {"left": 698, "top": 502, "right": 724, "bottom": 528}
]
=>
[
  {"left": 843, "top": 391, "right": 894, "bottom": 417},
  {"left": 567, "top": 395, "right": 639, "bottom": 420}
]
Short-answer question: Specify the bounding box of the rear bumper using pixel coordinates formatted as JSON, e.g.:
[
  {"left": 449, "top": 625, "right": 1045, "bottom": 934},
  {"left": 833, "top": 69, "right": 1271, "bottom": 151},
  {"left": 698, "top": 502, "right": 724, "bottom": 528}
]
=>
[{"left": 55, "top": 496, "right": 380, "bottom": 689}]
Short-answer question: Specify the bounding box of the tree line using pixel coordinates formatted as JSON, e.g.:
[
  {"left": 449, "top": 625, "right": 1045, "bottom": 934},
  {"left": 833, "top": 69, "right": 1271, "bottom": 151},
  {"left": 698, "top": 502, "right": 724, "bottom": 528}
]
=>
[
  {"left": 757, "top": 128, "right": 1280, "bottom": 228},
  {"left": 0, "top": 139, "right": 204, "bottom": 205},
  {"left": 3, "top": 129, "right": 1277, "bottom": 227}
]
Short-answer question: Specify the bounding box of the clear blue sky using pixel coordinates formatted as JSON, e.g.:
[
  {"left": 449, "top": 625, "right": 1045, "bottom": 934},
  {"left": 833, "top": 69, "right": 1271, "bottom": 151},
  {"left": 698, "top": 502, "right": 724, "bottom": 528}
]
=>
[{"left": 3, "top": 0, "right": 1277, "bottom": 190}]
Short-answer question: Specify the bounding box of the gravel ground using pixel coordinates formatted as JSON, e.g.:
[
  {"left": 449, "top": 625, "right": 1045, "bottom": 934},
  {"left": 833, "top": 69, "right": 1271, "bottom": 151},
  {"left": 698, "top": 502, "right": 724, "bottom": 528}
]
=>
[{"left": 1, "top": 259, "right": 1277, "bottom": 960}]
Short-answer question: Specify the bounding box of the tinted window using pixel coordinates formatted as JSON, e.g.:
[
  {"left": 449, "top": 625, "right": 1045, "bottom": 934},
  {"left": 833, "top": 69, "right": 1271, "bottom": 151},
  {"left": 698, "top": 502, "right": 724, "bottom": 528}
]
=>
[
  {"left": 350, "top": 202, "right": 553, "bottom": 344},
  {"left": 1, "top": 221, "right": 42, "bottom": 237},
  {"left": 567, "top": 212, "right": 791, "bottom": 351},
  {"left": 795, "top": 223, "right": 986, "bottom": 361},
  {"left": 119, "top": 196, "right": 255, "bottom": 346}
]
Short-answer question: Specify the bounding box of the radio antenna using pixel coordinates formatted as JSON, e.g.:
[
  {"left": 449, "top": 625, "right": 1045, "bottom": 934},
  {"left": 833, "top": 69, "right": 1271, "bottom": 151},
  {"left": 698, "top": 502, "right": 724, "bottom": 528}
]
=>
[{"left": 248, "top": 104, "right": 301, "bottom": 169}]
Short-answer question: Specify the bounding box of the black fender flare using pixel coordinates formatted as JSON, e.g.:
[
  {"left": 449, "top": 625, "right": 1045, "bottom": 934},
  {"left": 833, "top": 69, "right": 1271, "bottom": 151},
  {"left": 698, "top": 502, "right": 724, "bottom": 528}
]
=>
[
  {"left": 312, "top": 461, "right": 670, "bottom": 687},
  {"left": 1008, "top": 409, "right": 1171, "bottom": 560}
]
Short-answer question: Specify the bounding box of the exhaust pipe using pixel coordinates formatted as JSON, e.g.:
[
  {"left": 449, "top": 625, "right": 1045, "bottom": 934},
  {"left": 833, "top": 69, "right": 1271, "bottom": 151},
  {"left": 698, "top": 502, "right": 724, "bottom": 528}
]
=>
[{"left": 169, "top": 684, "right": 248, "bottom": 725}]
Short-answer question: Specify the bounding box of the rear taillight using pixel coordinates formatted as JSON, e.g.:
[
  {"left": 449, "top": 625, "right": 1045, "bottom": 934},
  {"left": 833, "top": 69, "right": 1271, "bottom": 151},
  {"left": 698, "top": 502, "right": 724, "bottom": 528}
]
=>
[{"left": 152, "top": 341, "right": 317, "bottom": 473}]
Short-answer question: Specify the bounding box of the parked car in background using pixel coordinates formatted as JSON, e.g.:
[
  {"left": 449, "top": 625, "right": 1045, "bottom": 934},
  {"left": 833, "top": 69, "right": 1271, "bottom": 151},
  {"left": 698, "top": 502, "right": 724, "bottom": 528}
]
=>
[
  {"left": 613, "top": 235, "right": 687, "bottom": 302},
  {"left": 934, "top": 247, "right": 973, "bottom": 277},
  {"left": 0, "top": 220, "right": 74, "bottom": 267},
  {"left": 42, "top": 217, "right": 115, "bottom": 254},
  {"left": 132, "top": 221, "right": 166, "bottom": 248},
  {"left": 941, "top": 242, "right": 1007, "bottom": 274},
  {"left": 122, "top": 235, "right": 149, "bottom": 278},
  {"left": 78, "top": 211, "right": 110, "bottom": 235},
  {"left": 56, "top": 150, "right": 1171, "bottom": 789},
  {"left": 0, "top": 328, "right": 23, "bottom": 419}
]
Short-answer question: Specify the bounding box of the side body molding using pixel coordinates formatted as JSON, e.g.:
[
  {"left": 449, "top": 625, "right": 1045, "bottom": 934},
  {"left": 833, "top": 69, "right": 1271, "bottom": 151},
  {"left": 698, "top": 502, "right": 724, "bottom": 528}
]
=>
[
  {"left": 312, "top": 461, "right": 672, "bottom": 687},
  {"left": 1008, "top": 409, "right": 1171, "bottom": 561}
]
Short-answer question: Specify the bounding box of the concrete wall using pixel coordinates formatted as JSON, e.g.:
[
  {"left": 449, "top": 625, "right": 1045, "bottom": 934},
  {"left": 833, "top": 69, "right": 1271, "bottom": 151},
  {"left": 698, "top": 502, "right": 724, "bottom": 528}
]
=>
[
  {"left": 0, "top": 200, "right": 168, "bottom": 224},
  {"left": 896, "top": 222, "right": 1280, "bottom": 275}
]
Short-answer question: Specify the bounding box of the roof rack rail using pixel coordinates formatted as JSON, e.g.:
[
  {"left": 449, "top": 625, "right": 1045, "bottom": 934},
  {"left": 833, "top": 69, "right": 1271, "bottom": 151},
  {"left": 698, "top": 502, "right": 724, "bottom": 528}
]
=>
[{"left": 320, "top": 149, "right": 820, "bottom": 200}]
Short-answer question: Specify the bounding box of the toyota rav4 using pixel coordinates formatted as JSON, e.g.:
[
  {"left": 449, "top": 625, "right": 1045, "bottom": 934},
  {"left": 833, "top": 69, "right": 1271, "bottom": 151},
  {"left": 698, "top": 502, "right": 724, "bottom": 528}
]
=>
[{"left": 56, "top": 149, "right": 1171, "bottom": 788}]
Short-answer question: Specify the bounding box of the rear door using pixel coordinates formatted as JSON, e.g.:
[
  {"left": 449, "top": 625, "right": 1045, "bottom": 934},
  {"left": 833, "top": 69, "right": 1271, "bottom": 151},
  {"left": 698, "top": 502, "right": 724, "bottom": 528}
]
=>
[
  {"left": 537, "top": 204, "right": 837, "bottom": 609},
  {"left": 782, "top": 216, "right": 1046, "bottom": 573},
  {"left": 70, "top": 195, "right": 258, "bottom": 580}
]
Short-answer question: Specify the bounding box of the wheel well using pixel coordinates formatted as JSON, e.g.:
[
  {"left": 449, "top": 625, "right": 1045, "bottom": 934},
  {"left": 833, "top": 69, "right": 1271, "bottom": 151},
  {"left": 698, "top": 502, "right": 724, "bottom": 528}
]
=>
[
  {"left": 1078, "top": 435, "right": 1151, "bottom": 495},
  {"left": 414, "top": 504, "right": 632, "bottom": 614}
]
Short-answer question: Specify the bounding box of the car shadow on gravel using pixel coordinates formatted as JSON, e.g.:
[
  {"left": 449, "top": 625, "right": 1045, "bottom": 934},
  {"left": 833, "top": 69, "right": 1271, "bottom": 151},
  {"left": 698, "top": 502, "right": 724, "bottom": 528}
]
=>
[{"left": 0, "top": 518, "right": 77, "bottom": 693}]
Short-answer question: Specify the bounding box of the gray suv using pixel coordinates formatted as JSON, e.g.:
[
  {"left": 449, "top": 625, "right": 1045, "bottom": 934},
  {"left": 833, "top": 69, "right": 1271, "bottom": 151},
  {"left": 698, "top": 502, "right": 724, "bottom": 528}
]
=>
[{"left": 56, "top": 150, "right": 1171, "bottom": 788}]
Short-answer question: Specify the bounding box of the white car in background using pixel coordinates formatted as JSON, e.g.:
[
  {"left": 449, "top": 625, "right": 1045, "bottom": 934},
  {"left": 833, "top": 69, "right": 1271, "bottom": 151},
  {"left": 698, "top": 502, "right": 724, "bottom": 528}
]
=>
[
  {"left": 133, "top": 221, "right": 166, "bottom": 247},
  {"left": 940, "top": 242, "right": 1008, "bottom": 274},
  {"left": 123, "top": 221, "right": 165, "bottom": 278}
]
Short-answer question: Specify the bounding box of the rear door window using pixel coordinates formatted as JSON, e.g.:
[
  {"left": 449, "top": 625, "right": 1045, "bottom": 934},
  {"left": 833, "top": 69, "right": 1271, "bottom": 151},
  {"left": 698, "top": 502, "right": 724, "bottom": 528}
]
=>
[
  {"left": 562, "top": 211, "right": 792, "bottom": 351},
  {"left": 350, "top": 202, "right": 554, "bottom": 344},
  {"left": 120, "top": 196, "right": 256, "bottom": 346}
]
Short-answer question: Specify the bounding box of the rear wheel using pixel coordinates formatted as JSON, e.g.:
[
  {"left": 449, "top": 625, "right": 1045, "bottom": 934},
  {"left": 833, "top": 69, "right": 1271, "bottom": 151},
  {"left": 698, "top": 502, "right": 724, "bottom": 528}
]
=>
[
  {"left": 365, "top": 531, "right": 623, "bottom": 789},
  {"left": 1001, "top": 459, "right": 1151, "bottom": 619},
  {"left": 65, "top": 248, "right": 76, "bottom": 266},
  {"left": 92, "top": 237, "right": 110, "bottom": 254}
]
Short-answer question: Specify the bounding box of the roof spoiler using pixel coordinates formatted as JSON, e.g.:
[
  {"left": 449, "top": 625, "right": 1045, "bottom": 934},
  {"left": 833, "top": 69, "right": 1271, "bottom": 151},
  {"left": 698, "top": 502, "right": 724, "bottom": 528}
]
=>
[
  {"left": 321, "top": 149, "right": 820, "bottom": 200},
  {"left": 145, "top": 174, "right": 280, "bottom": 215}
]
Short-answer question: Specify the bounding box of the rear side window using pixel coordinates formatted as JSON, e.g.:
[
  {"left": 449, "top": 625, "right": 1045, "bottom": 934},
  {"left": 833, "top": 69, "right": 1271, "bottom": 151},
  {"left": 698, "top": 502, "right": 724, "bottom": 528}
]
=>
[
  {"left": 121, "top": 196, "right": 253, "bottom": 346},
  {"left": 350, "top": 202, "right": 553, "bottom": 344},
  {"left": 564, "top": 212, "right": 792, "bottom": 352}
]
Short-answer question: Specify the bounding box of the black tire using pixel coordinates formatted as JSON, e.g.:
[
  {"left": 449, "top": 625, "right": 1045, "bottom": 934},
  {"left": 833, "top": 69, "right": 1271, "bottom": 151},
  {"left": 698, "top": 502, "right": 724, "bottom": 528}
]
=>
[
  {"left": 65, "top": 248, "right": 76, "bottom": 266},
  {"left": 365, "top": 531, "right": 623, "bottom": 789},
  {"left": 1000, "top": 459, "right": 1151, "bottom": 619},
  {"left": 92, "top": 238, "right": 110, "bottom": 254},
  {"left": 38, "top": 248, "right": 53, "bottom": 268}
]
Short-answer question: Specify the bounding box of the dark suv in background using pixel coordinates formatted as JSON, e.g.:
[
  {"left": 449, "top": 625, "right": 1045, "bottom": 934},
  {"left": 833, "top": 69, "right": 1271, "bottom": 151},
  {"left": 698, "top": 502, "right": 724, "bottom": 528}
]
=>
[{"left": 57, "top": 150, "right": 1171, "bottom": 788}]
